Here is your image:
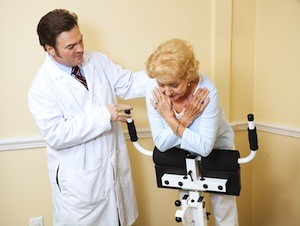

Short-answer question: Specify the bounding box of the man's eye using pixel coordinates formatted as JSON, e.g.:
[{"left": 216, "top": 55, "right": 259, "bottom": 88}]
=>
[{"left": 66, "top": 45, "right": 75, "bottom": 50}]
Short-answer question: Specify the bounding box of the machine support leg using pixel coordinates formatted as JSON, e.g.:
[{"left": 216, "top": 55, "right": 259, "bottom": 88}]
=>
[{"left": 175, "top": 190, "right": 209, "bottom": 226}]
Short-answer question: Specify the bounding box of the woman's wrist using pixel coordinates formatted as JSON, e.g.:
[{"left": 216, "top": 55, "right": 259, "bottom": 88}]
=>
[
  {"left": 178, "top": 117, "right": 190, "bottom": 128},
  {"left": 167, "top": 117, "right": 185, "bottom": 136},
  {"left": 174, "top": 121, "right": 181, "bottom": 135}
]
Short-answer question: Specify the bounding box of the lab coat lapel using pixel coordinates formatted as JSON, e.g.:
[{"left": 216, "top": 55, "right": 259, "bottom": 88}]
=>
[
  {"left": 44, "top": 55, "right": 91, "bottom": 113},
  {"left": 83, "top": 59, "right": 115, "bottom": 108},
  {"left": 82, "top": 61, "right": 94, "bottom": 92}
]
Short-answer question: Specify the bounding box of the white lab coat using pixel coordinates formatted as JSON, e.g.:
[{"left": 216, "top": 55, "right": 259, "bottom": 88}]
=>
[{"left": 28, "top": 52, "right": 151, "bottom": 226}]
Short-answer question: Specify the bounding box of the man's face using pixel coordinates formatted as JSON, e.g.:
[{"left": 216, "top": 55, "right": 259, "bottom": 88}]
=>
[{"left": 46, "top": 26, "right": 84, "bottom": 67}]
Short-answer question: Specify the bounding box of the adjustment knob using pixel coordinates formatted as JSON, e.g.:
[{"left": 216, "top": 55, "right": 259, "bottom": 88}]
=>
[
  {"left": 175, "top": 217, "right": 182, "bottom": 223},
  {"left": 175, "top": 200, "right": 181, "bottom": 207}
]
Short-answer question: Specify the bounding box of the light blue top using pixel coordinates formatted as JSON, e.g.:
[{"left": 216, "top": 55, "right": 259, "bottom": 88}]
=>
[{"left": 146, "top": 74, "right": 234, "bottom": 157}]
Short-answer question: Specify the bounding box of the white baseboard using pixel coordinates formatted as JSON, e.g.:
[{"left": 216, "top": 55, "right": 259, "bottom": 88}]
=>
[{"left": 0, "top": 122, "right": 299, "bottom": 151}]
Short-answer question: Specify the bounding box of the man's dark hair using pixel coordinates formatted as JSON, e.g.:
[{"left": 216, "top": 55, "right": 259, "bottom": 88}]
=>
[{"left": 37, "top": 9, "right": 78, "bottom": 51}]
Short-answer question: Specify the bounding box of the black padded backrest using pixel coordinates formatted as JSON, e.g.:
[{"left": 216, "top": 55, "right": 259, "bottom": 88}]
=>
[
  {"left": 153, "top": 146, "right": 188, "bottom": 169},
  {"left": 153, "top": 147, "right": 240, "bottom": 172},
  {"left": 201, "top": 149, "right": 240, "bottom": 172}
]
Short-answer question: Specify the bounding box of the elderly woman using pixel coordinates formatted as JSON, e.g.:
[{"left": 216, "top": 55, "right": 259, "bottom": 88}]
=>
[{"left": 145, "top": 39, "right": 238, "bottom": 226}]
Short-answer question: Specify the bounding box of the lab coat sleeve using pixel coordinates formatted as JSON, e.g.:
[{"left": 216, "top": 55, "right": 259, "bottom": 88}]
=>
[
  {"left": 180, "top": 85, "right": 220, "bottom": 156},
  {"left": 28, "top": 82, "right": 112, "bottom": 150},
  {"left": 98, "top": 53, "right": 153, "bottom": 99},
  {"left": 145, "top": 84, "right": 181, "bottom": 151}
]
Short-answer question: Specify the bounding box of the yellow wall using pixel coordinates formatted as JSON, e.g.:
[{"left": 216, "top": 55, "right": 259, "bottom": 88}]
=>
[
  {"left": 254, "top": 0, "right": 300, "bottom": 126},
  {"left": 0, "top": 148, "right": 52, "bottom": 225},
  {"left": 251, "top": 0, "right": 300, "bottom": 225},
  {"left": 1, "top": 0, "right": 300, "bottom": 226},
  {"left": 230, "top": 0, "right": 300, "bottom": 225},
  {"left": 252, "top": 133, "right": 300, "bottom": 225},
  {"left": 0, "top": 0, "right": 212, "bottom": 138},
  {"left": 231, "top": 0, "right": 256, "bottom": 121},
  {"left": 0, "top": 1, "right": 217, "bottom": 226}
]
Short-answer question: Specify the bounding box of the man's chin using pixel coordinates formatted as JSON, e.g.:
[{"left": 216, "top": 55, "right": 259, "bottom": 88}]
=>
[{"left": 75, "top": 57, "right": 84, "bottom": 65}]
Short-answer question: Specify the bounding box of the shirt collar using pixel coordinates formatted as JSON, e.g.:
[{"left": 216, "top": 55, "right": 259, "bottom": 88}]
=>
[{"left": 48, "top": 53, "right": 83, "bottom": 75}]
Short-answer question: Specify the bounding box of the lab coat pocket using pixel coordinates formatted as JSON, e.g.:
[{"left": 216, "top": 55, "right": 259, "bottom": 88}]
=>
[{"left": 59, "top": 164, "right": 105, "bottom": 210}]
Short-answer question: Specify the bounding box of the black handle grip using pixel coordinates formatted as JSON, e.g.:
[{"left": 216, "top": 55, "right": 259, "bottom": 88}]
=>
[
  {"left": 247, "top": 114, "right": 258, "bottom": 151},
  {"left": 125, "top": 110, "right": 138, "bottom": 142},
  {"left": 248, "top": 114, "right": 254, "bottom": 121}
]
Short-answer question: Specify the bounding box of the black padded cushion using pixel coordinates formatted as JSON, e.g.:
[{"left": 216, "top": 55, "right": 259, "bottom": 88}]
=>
[
  {"left": 152, "top": 147, "right": 241, "bottom": 195},
  {"left": 201, "top": 149, "right": 240, "bottom": 172},
  {"left": 153, "top": 146, "right": 188, "bottom": 169},
  {"left": 153, "top": 146, "right": 240, "bottom": 172}
]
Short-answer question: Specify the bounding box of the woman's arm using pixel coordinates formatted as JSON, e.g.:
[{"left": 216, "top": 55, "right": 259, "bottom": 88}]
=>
[
  {"left": 146, "top": 86, "right": 179, "bottom": 151},
  {"left": 180, "top": 86, "right": 220, "bottom": 156},
  {"left": 146, "top": 85, "right": 210, "bottom": 151}
]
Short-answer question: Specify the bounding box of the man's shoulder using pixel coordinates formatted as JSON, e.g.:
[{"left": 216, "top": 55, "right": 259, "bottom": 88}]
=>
[{"left": 83, "top": 51, "right": 108, "bottom": 63}]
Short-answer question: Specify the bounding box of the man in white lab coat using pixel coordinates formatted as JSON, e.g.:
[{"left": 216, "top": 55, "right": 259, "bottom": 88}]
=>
[{"left": 28, "top": 9, "right": 151, "bottom": 226}]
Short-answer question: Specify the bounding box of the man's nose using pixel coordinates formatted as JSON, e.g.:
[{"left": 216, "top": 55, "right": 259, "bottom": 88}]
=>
[{"left": 76, "top": 43, "right": 84, "bottom": 52}]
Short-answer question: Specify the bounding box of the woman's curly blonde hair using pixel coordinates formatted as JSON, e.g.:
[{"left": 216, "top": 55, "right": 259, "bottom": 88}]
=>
[{"left": 146, "top": 39, "right": 199, "bottom": 84}]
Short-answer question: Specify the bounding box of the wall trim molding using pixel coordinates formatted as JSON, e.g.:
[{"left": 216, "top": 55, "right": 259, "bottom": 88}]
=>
[
  {"left": 256, "top": 122, "right": 300, "bottom": 139},
  {"left": 1, "top": 121, "right": 300, "bottom": 152}
]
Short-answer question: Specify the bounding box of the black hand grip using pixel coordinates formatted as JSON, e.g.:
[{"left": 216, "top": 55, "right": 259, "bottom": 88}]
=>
[
  {"left": 125, "top": 110, "right": 138, "bottom": 142},
  {"left": 248, "top": 114, "right": 254, "bottom": 121},
  {"left": 247, "top": 114, "right": 258, "bottom": 151}
]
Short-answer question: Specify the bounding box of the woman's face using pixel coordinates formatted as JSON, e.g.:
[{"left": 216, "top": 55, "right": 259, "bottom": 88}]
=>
[{"left": 156, "top": 77, "right": 190, "bottom": 101}]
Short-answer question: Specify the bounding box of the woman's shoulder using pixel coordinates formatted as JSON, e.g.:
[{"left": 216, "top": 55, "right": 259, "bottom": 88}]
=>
[
  {"left": 198, "top": 74, "right": 216, "bottom": 89},
  {"left": 146, "top": 79, "right": 157, "bottom": 96}
]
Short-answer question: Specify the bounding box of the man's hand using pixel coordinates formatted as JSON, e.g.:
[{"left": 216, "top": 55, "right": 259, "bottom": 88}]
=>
[{"left": 106, "top": 104, "right": 133, "bottom": 123}]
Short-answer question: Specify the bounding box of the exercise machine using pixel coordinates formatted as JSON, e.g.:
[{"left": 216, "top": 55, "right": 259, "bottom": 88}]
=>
[{"left": 126, "top": 112, "right": 258, "bottom": 226}]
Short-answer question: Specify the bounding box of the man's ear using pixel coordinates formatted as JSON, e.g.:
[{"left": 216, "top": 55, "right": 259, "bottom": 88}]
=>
[{"left": 45, "top": 44, "right": 55, "bottom": 56}]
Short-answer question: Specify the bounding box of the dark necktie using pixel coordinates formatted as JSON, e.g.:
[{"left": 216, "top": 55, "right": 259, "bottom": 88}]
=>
[{"left": 71, "top": 66, "right": 88, "bottom": 90}]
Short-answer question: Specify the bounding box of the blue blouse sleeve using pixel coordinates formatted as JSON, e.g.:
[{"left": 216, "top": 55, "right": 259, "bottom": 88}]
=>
[
  {"left": 180, "top": 83, "right": 221, "bottom": 156},
  {"left": 146, "top": 75, "right": 224, "bottom": 156}
]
